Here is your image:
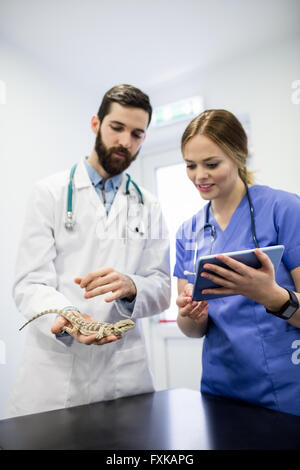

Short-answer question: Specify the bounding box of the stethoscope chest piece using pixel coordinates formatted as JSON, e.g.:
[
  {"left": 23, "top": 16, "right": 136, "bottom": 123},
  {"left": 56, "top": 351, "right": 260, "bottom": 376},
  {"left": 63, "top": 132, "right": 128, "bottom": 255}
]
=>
[
  {"left": 65, "top": 163, "right": 78, "bottom": 230},
  {"left": 65, "top": 211, "right": 75, "bottom": 230}
]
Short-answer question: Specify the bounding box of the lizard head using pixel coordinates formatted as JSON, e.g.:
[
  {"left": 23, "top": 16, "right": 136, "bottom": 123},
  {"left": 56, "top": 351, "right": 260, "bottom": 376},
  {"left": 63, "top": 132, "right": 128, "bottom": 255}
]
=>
[{"left": 113, "top": 319, "right": 136, "bottom": 335}]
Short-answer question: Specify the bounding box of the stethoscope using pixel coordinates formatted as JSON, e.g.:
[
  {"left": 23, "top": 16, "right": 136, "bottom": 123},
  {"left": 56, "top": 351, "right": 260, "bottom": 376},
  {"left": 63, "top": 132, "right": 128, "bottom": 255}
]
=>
[
  {"left": 65, "top": 163, "right": 144, "bottom": 234},
  {"left": 184, "top": 183, "right": 259, "bottom": 276}
]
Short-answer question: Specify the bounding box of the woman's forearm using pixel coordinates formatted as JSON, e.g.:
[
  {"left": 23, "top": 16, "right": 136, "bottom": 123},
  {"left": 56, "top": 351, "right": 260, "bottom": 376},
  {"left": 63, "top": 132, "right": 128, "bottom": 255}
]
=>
[{"left": 177, "top": 312, "right": 208, "bottom": 338}]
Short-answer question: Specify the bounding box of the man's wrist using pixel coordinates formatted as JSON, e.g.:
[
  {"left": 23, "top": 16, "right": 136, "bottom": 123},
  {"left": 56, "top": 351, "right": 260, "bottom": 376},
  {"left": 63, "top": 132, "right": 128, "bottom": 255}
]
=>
[
  {"left": 125, "top": 277, "right": 137, "bottom": 302},
  {"left": 123, "top": 293, "right": 136, "bottom": 302}
]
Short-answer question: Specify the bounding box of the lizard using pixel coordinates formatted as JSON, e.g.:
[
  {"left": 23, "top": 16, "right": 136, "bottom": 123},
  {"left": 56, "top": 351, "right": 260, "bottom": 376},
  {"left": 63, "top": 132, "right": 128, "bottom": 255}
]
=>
[{"left": 19, "top": 308, "right": 135, "bottom": 340}]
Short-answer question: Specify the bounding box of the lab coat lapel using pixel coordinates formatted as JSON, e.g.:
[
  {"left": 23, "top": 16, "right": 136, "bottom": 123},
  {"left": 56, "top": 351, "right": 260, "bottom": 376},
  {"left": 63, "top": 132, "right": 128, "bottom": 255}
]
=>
[
  {"left": 73, "top": 158, "right": 106, "bottom": 218},
  {"left": 73, "top": 162, "right": 129, "bottom": 229},
  {"left": 106, "top": 174, "right": 128, "bottom": 228}
]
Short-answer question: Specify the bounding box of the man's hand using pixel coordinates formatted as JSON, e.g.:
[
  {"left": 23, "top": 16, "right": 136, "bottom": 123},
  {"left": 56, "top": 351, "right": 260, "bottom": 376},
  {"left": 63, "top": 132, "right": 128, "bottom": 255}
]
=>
[
  {"left": 51, "top": 313, "right": 122, "bottom": 345},
  {"left": 74, "top": 267, "right": 137, "bottom": 302}
]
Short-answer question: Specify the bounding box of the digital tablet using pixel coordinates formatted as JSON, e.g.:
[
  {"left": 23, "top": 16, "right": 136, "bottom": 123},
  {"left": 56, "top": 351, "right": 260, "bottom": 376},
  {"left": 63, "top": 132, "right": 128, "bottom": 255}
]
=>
[{"left": 192, "top": 245, "right": 285, "bottom": 301}]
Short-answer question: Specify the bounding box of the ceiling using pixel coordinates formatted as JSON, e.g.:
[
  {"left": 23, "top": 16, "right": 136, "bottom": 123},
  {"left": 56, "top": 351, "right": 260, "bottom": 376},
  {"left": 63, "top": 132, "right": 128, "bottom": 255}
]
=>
[{"left": 1, "top": 0, "right": 300, "bottom": 101}]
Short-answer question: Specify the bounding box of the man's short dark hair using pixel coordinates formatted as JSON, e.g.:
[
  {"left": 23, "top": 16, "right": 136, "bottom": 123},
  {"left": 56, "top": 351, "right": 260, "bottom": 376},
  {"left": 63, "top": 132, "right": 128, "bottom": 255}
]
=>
[{"left": 97, "top": 84, "right": 152, "bottom": 126}]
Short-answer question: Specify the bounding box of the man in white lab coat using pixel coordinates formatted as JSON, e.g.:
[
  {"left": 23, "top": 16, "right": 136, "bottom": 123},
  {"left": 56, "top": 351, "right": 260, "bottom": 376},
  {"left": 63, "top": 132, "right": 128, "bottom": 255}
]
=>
[{"left": 8, "top": 84, "right": 171, "bottom": 417}]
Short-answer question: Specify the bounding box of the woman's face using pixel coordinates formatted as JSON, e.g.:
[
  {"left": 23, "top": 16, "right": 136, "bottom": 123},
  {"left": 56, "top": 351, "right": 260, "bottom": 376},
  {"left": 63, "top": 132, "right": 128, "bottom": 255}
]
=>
[{"left": 183, "top": 134, "right": 240, "bottom": 202}]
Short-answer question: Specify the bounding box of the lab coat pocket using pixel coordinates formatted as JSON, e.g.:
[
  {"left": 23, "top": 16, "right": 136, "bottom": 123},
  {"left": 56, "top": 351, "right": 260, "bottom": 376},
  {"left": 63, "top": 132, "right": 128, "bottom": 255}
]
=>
[
  {"left": 113, "top": 346, "right": 155, "bottom": 399},
  {"left": 10, "top": 345, "right": 74, "bottom": 416},
  {"left": 262, "top": 329, "right": 300, "bottom": 415}
]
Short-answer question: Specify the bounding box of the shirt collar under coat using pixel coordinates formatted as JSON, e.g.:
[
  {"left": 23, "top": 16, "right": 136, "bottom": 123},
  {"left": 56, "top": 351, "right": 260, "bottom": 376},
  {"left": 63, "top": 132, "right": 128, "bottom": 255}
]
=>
[
  {"left": 83, "top": 158, "right": 122, "bottom": 193},
  {"left": 73, "top": 157, "right": 125, "bottom": 191}
]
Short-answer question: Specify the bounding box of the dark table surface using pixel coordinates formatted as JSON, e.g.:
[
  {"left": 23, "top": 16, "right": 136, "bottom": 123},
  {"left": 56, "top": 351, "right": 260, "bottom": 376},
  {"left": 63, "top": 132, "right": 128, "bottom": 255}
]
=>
[{"left": 1, "top": 388, "right": 300, "bottom": 450}]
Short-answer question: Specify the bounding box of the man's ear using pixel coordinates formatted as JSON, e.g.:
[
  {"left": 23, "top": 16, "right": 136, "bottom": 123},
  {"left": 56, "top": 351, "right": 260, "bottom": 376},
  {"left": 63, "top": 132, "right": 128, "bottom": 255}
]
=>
[{"left": 91, "top": 115, "right": 100, "bottom": 135}]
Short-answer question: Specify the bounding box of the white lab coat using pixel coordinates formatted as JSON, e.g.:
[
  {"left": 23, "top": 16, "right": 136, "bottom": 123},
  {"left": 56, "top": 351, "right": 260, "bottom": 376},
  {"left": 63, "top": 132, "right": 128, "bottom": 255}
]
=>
[{"left": 8, "top": 158, "right": 170, "bottom": 417}]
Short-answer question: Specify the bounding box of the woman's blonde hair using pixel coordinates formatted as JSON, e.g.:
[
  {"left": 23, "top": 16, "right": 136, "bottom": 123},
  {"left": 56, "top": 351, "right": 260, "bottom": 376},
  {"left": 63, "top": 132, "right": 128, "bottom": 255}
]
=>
[{"left": 181, "top": 109, "right": 255, "bottom": 185}]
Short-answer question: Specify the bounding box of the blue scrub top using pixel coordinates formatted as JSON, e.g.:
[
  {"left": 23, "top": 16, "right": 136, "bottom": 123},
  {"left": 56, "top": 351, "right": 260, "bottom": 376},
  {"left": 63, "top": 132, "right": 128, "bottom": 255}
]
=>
[{"left": 174, "top": 185, "right": 300, "bottom": 416}]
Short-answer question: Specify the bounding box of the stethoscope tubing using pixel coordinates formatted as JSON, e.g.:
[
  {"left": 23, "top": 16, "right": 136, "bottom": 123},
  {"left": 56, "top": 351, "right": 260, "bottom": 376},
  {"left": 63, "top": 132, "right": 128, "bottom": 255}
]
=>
[
  {"left": 65, "top": 163, "right": 143, "bottom": 230},
  {"left": 186, "top": 182, "right": 259, "bottom": 276},
  {"left": 204, "top": 182, "right": 258, "bottom": 248}
]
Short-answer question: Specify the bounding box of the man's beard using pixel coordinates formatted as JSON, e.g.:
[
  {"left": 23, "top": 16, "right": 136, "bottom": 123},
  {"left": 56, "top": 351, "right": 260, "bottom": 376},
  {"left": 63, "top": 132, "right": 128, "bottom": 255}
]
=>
[{"left": 94, "top": 129, "right": 139, "bottom": 176}]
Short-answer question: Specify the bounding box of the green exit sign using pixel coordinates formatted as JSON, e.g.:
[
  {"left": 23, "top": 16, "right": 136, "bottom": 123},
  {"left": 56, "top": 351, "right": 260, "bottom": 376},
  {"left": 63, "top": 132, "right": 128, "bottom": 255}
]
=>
[{"left": 152, "top": 96, "right": 204, "bottom": 127}]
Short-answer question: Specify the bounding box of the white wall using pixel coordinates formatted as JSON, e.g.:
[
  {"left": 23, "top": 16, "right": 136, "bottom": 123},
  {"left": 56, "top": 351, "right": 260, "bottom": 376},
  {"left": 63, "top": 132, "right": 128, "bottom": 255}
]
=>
[
  {"left": 142, "top": 34, "right": 300, "bottom": 192},
  {"left": 0, "top": 32, "right": 299, "bottom": 417},
  {"left": 199, "top": 35, "right": 300, "bottom": 192}
]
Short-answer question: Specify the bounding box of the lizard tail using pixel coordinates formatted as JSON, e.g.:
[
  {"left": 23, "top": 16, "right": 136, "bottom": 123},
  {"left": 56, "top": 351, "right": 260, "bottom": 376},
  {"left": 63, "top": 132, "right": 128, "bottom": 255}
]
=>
[{"left": 19, "top": 309, "right": 61, "bottom": 331}]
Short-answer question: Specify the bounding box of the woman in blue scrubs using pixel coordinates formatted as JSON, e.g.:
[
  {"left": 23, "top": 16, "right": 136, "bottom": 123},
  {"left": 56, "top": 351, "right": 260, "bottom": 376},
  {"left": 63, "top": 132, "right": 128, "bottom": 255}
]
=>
[{"left": 174, "top": 109, "right": 300, "bottom": 416}]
